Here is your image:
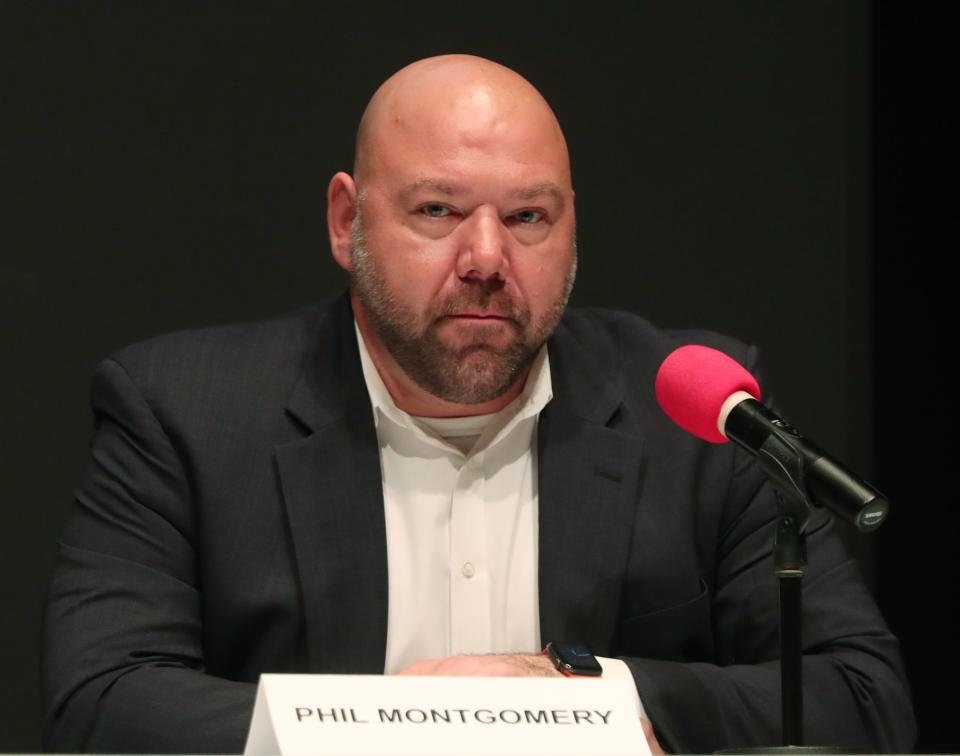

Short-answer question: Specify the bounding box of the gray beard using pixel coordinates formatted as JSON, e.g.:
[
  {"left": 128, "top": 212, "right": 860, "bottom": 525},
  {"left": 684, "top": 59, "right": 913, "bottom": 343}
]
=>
[{"left": 348, "top": 212, "right": 575, "bottom": 405}]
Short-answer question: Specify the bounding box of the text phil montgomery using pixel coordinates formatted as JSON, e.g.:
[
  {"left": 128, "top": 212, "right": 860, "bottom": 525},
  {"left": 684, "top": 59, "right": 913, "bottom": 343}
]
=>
[{"left": 294, "top": 707, "right": 614, "bottom": 726}]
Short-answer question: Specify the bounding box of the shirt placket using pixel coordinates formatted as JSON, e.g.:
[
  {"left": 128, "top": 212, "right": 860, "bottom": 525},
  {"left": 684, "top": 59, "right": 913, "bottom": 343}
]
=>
[{"left": 449, "top": 451, "right": 490, "bottom": 655}]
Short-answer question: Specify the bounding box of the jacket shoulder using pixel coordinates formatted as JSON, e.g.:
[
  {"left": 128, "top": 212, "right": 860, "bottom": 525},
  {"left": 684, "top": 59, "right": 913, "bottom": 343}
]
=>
[
  {"left": 557, "top": 307, "right": 756, "bottom": 375},
  {"left": 93, "top": 302, "right": 336, "bottom": 435},
  {"left": 106, "top": 304, "right": 325, "bottom": 385}
]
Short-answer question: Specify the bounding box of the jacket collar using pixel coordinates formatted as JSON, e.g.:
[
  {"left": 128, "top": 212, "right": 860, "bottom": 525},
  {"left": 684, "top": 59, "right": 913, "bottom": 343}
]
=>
[{"left": 284, "top": 294, "right": 370, "bottom": 432}]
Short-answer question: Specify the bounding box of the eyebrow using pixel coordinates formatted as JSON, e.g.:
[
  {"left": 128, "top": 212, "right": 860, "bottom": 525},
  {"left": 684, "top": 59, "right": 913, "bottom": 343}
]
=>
[
  {"left": 399, "top": 179, "right": 566, "bottom": 207},
  {"left": 509, "top": 182, "right": 565, "bottom": 205},
  {"left": 398, "top": 178, "right": 460, "bottom": 201}
]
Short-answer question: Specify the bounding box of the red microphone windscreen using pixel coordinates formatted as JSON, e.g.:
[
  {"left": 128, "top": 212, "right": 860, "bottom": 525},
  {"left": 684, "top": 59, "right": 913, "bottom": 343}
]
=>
[{"left": 655, "top": 345, "right": 762, "bottom": 444}]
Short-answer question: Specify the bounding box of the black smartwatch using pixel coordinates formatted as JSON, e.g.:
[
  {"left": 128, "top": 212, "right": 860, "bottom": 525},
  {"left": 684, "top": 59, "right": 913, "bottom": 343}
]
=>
[{"left": 543, "top": 641, "right": 603, "bottom": 677}]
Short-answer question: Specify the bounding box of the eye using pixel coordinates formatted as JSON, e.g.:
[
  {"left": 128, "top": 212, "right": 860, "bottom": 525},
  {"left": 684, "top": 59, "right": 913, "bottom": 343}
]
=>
[
  {"left": 511, "top": 209, "right": 545, "bottom": 224},
  {"left": 420, "top": 203, "right": 453, "bottom": 218}
]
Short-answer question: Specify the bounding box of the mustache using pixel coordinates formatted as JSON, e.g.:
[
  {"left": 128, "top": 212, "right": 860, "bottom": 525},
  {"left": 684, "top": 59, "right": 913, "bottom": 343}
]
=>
[{"left": 432, "top": 285, "right": 528, "bottom": 322}]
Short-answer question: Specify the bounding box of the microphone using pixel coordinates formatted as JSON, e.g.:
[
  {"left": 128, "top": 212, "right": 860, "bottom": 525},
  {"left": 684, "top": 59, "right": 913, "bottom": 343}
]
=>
[{"left": 655, "top": 345, "right": 888, "bottom": 532}]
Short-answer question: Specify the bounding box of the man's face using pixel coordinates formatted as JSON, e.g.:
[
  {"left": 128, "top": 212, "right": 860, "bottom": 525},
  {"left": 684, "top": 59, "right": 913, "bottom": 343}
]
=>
[
  {"left": 346, "top": 98, "right": 577, "bottom": 406},
  {"left": 349, "top": 204, "right": 575, "bottom": 405}
]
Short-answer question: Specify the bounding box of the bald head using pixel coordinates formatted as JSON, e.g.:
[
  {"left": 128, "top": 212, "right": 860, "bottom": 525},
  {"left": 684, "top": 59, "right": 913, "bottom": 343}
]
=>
[{"left": 354, "top": 55, "right": 570, "bottom": 188}]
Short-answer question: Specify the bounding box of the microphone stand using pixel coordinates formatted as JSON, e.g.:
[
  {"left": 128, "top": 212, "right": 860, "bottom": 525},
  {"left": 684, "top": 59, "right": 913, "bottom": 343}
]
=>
[
  {"left": 771, "top": 488, "right": 811, "bottom": 749},
  {"left": 718, "top": 424, "right": 870, "bottom": 754}
]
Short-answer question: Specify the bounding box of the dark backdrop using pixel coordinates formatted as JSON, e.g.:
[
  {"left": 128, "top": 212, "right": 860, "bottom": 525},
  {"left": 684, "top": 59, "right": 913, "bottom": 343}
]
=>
[
  {"left": 873, "top": 4, "right": 957, "bottom": 754},
  {"left": 2, "top": 2, "right": 953, "bottom": 751}
]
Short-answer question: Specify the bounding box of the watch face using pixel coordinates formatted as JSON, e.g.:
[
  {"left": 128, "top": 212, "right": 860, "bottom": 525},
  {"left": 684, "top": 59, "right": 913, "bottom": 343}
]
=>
[{"left": 548, "top": 642, "right": 603, "bottom": 676}]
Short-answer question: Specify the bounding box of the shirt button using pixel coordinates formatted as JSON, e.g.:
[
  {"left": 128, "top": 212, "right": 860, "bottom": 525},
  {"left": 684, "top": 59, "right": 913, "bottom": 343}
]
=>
[{"left": 462, "top": 562, "right": 476, "bottom": 578}]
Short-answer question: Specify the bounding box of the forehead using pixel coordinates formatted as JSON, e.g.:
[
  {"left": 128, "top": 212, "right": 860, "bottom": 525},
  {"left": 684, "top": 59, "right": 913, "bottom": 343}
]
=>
[{"left": 361, "top": 79, "right": 572, "bottom": 194}]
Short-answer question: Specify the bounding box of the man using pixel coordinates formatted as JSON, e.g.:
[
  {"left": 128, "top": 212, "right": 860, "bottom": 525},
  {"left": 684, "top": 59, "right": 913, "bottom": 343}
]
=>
[{"left": 43, "top": 55, "right": 914, "bottom": 753}]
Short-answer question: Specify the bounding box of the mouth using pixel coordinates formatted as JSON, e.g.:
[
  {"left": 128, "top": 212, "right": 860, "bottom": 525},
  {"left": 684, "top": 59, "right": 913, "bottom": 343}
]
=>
[
  {"left": 443, "top": 314, "right": 517, "bottom": 331},
  {"left": 436, "top": 312, "right": 519, "bottom": 337},
  {"left": 450, "top": 313, "right": 509, "bottom": 320}
]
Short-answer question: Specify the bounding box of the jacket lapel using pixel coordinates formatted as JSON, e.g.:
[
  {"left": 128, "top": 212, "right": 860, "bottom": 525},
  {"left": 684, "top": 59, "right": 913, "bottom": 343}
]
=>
[
  {"left": 538, "top": 319, "right": 648, "bottom": 655},
  {"left": 275, "top": 297, "right": 388, "bottom": 673}
]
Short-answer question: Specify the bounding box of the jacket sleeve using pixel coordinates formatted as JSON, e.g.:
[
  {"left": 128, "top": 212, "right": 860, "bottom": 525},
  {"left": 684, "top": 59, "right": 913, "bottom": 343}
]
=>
[
  {"left": 626, "top": 476, "right": 915, "bottom": 752},
  {"left": 619, "top": 342, "right": 915, "bottom": 753},
  {"left": 43, "top": 358, "right": 256, "bottom": 754}
]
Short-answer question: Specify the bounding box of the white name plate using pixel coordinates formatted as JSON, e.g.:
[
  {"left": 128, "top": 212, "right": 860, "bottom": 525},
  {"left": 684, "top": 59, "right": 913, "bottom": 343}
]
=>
[{"left": 244, "top": 673, "right": 649, "bottom": 756}]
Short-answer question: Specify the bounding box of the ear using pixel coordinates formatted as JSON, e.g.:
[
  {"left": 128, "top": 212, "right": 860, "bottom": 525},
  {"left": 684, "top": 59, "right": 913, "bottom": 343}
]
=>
[{"left": 327, "top": 171, "right": 357, "bottom": 272}]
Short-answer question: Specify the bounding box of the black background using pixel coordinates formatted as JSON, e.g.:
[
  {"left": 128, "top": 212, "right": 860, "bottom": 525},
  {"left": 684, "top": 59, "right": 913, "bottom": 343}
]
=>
[{"left": 1, "top": 2, "right": 955, "bottom": 752}]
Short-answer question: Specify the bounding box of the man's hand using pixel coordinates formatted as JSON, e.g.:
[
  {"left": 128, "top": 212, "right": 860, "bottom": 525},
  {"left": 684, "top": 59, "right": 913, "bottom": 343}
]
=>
[
  {"left": 641, "top": 718, "right": 665, "bottom": 755},
  {"left": 398, "top": 654, "right": 664, "bottom": 753},
  {"left": 397, "top": 653, "right": 562, "bottom": 677}
]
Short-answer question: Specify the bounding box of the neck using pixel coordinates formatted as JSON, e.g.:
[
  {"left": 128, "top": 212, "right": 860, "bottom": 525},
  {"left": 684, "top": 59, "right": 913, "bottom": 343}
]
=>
[{"left": 352, "top": 295, "right": 528, "bottom": 418}]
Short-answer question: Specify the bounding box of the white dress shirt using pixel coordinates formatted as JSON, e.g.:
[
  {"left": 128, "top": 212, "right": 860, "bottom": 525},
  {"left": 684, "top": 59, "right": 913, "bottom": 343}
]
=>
[{"left": 355, "top": 324, "right": 644, "bottom": 716}]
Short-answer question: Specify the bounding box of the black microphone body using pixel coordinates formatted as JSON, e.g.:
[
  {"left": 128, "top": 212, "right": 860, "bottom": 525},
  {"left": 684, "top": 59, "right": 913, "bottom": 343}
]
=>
[{"left": 725, "top": 398, "right": 889, "bottom": 532}]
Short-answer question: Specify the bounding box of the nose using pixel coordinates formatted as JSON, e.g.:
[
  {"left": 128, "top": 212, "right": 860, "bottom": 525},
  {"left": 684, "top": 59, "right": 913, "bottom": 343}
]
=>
[{"left": 455, "top": 207, "right": 509, "bottom": 282}]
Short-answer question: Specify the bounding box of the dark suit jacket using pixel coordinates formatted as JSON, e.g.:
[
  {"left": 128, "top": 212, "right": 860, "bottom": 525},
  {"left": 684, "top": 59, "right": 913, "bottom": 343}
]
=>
[{"left": 43, "top": 296, "right": 915, "bottom": 753}]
